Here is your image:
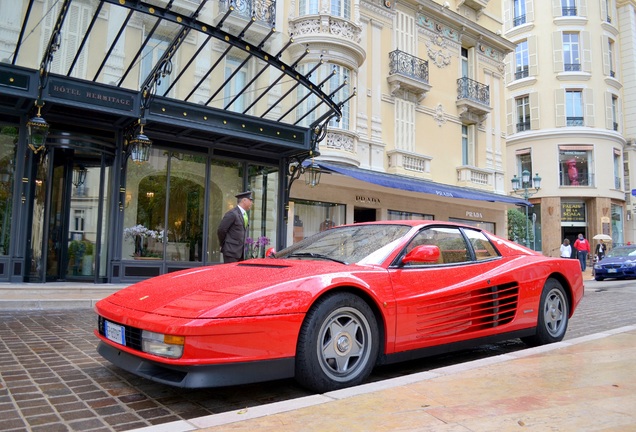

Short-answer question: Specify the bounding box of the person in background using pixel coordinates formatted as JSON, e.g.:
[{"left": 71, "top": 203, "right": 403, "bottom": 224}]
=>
[
  {"left": 595, "top": 239, "right": 607, "bottom": 262},
  {"left": 573, "top": 233, "right": 590, "bottom": 271},
  {"left": 560, "top": 238, "right": 572, "bottom": 258},
  {"left": 217, "top": 191, "right": 253, "bottom": 263}
]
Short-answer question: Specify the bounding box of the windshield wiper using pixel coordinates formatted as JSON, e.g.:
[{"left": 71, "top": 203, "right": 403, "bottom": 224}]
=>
[{"left": 287, "top": 252, "right": 348, "bottom": 265}]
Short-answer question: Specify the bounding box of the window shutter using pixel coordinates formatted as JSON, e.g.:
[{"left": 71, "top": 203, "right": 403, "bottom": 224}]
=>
[
  {"left": 584, "top": 88, "right": 595, "bottom": 127},
  {"left": 552, "top": 32, "right": 563, "bottom": 72},
  {"left": 526, "top": 0, "right": 535, "bottom": 22},
  {"left": 579, "top": 0, "right": 587, "bottom": 17},
  {"left": 582, "top": 31, "right": 592, "bottom": 72},
  {"left": 503, "top": 0, "right": 511, "bottom": 32},
  {"left": 605, "top": 92, "right": 614, "bottom": 130},
  {"left": 601, "top": 35, "right": 610, "bottom": 76},
  {"left": 530, "top": 92, "right": 540, "bottom": 130},
  {"left": 555, "top": 89, "right": 565, "bottom": 127},
  {"left": 600, "top": 0, "right": 608, "bottom": 21},
  {"left": 552, "top": 0, "right": 561, "bottom": 17},
  {"left": 528, "top": 35, "right": 538, "bottom": 76},
  {"left": 506, "top": 98, "right": 514, "bottom": 136}
]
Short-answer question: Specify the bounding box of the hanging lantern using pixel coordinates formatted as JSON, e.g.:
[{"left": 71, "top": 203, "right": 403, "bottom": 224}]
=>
[
  {"left": 27, "top": 103, "right": 50, "bottom": 154},
  {"left": 304, "top": 158, "right": 321, "bottom": 187},
  {"left": 72, "top": 165, "right": 88, "bottom": 188},
  {"left": 128, "top": 124, "right": 152, "bottom": 163}
]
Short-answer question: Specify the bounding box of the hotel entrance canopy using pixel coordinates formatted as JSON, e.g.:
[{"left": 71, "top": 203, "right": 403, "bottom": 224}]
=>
[{"left": 1, "top": 0, "right": 348, "bottom": 159}]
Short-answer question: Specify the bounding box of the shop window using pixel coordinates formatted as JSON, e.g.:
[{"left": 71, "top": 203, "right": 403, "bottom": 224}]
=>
[
  {"left": 0, "top": 125, "right": 17, "bottom": 256},
  {"left": 124, "top": 150, "right": 207, "bottom": 261},
  {"left": 290, "top": 200, "right": 346, "bottom": 244},
  {"left": 559, "top": 145, "right": 593, "bottom": 186},
  {"left": 387, "top": 210, "right": 433, "bottom": 221},
  {"left": 611, "top": 204, "right": 623, "bottom": 245}
]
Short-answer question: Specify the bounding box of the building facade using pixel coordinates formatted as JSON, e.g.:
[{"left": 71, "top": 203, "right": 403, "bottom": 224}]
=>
[
  {"left": 285, "top": 0, "right": 523, "bottom": 245},
  {"left": 0, "top": 0, "right": 346, "bottom": 283},
  {"left": 504, "top": 0, "right": 629, "bottom": 257},
  {"left": 0, "top": 0, "right": 522, "bottom": 285}
]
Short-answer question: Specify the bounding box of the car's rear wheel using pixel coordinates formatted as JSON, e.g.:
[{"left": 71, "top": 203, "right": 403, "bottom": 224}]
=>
[
  {"left": 522, "top": 278, "right": 569, "bottom": 346},
  {"left": 295, "top": 292, "right": 379, "bottom": 393}
]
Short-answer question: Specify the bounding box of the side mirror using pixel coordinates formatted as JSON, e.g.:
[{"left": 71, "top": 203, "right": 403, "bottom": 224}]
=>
[
  {"left": 402, "top": 245, "right": 441, "bottom": 264},
  {"left": 265, "top": 247, "right": 276, "bottom": 258}
]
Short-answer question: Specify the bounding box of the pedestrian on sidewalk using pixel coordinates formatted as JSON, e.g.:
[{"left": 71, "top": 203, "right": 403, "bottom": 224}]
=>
[
  {"left": 573, "top": 233, "right": 590, "bottom": 271},
  {"left": 560, "top": 238, "right": 572, "bottom": 258},
  {"left": 595, "top": 240, "right": 607, "bottom": 262}
]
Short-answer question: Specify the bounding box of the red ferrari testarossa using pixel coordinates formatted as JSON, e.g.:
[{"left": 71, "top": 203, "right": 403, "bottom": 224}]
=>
[{"left": 95, "top": 221, "right": 584, "bottom": 392}]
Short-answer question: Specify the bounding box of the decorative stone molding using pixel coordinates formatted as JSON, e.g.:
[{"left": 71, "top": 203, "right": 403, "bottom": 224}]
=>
[{"left": 433, "top": 103, "right": 447, "bottom": 126}]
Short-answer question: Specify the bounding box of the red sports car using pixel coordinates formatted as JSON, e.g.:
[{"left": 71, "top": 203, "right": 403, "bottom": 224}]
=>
[{"left": 95, "top": 221, "right": 584, "bottom": 392}]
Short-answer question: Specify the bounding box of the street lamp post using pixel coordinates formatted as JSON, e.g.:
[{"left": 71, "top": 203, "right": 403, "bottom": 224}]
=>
[{"left": 511, "top": 170, "right": 542, "bottom": 247}]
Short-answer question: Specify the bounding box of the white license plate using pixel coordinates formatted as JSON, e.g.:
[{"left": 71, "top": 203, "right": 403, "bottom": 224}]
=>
[
  {"left": 105, "top": 321, "right": 126, "bottom": 346},
  {"left": 608, "top": 269, "right": 617, "bottom": 273}
]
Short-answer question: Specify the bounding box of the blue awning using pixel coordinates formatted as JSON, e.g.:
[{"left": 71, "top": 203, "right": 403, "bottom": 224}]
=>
[{"left": 316, "top": 162, "right": 529, "bottom": 206}]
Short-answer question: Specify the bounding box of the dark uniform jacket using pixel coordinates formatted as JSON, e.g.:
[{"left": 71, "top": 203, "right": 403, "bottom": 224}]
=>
[{"left": 217, "top": 206, "right": 248, "bottom": 261}]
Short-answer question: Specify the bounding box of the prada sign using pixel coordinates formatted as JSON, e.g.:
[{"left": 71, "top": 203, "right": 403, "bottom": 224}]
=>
[{"left": 48, "top": 79, "right": 134, "bottom": 112}]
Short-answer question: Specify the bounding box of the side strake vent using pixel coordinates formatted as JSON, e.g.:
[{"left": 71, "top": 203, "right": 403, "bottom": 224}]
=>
[{"left": 416, "top": 282, "right": 519, "bottom": 339}]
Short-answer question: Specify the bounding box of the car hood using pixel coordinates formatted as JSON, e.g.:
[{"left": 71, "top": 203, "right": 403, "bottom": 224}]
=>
[
  {"left": 98, "top": 259, "right": 376, "bottom": 319},
  {"left": 599, "top": 256, "right": 636, "bottom": 265}
]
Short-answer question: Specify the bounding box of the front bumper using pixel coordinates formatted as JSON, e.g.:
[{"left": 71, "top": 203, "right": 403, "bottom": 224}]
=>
[{"left": 97, "top": 341, "right": 295, "bottom": 388}]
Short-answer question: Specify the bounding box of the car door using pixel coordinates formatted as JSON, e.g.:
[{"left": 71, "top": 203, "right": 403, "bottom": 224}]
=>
[{"left": 388, "top": 226, "right": 513, "bottom": 353}]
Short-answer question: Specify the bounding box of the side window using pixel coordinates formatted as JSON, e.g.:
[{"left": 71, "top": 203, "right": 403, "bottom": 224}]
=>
[
  {"left": 463, "top": 229, "right": 500, "bottom": 261},
  {"left": 404, "top": 227, "right": 469, "bottom": 265}
]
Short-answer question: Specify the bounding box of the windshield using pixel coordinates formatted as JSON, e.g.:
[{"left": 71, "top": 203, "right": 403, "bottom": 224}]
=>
[
  {"left": 275, "top": 224, "right": 412, "bottom": 265},
  {"left": 606, "top": 246, "right": 636, "bottom": 258}
]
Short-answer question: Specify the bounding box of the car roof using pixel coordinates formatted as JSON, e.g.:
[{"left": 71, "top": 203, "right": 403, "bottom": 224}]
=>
[{"left": 346, "top": 220, "right": 483, "bottom": 231}]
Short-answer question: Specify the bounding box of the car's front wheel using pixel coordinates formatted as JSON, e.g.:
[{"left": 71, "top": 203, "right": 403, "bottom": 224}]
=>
[
  {"left": 522, "top": 278, "right": 569, "bottom": 346},
  {"left": 295, "top": 292, "right": 379, "bottom": 393}
]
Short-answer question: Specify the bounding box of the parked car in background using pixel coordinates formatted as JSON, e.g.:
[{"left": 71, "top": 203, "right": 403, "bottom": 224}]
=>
[
  {"left": 95, "top": 221, "right": 584, "bottom": 393},
  {"left": 593, "top": 244, "right": 636, "bottom": 281}
]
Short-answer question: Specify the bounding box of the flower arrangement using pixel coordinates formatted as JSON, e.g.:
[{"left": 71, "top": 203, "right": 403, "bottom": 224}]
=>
[
  {"left": 124, "top": 224, "right": 164, "bottom": 257},
  {"left": 246, "top": 236, "right": 270, "bottom": 258}
]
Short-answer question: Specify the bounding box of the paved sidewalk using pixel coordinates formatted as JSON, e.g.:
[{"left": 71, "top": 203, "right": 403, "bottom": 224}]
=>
[{"left": 130, "top": 326, "right": 636, "bottom": 432}]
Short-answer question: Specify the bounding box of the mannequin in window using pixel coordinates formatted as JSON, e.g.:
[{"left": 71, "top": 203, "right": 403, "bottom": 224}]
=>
[
  {"left": 567, "top": 158, "right": 579, "bottom": 185},
  {"left": 320, "top": 218, "right": 336, "bottom": 232}
]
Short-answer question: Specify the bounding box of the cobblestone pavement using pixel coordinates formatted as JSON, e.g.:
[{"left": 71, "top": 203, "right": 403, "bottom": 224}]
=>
[{"left": 1, "top": 279, "right": 634, "bottom": 432}]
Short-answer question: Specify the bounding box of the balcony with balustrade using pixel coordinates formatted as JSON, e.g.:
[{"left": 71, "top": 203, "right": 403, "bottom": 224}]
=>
[
  {"left": 218, "top": 0, "right": 276, "bottom": 41},
  {"left": 287, "top": 13, "right": 365, "bottom": 69},
  {"left": 387, "top": 150, "right": 432, "bottom": 179},
  {"left": 387, "top": 50, "right": 431, "bottom": 102},
  {"left": 456, "top": 77, "right": 491, "bottom": 124},
  {"left": 456, "top": 166, "right": 495, "bottom": 191}
]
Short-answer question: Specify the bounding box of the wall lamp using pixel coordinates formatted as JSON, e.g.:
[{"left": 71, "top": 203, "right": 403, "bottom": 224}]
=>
[{"left": 72, "top": 165, "right": 88, "bottom": 188}]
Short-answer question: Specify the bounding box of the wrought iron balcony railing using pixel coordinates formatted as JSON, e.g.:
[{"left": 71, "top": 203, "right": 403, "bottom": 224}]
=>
[
  {"left": 562, "top": 7, "right": 577, "bottom": 16},
  {"left": 389, "top": 50, "right": 429, "bottom": 83},
  {"left": 456, "top": 77, "right": 489, "bottom": 105},
  {"left": 566, "top": 116, "right": 584, "bottom": 126},
  {"left": 515, "top": 67, "right": 529, "bottom": 80},
  {"left": 564, "top": 63, "right": 581, "bottom": 72},
  {"left": 516, "top": 121, "right": 531, "bottom": 132},
  {"left": 219, "top": 0, "right": 276, "bottom": 27},
  {"left": 513, "top": 15, "right": 526, "bottom": 26}
]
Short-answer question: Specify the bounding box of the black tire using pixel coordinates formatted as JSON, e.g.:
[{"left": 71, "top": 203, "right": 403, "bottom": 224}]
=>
[
  {"left": 594, "top": 275, "right": 604, "bottom": 281},
  {"left": 295, "top": 292, "right": 379, "bottom": 393},
  {"left": 522, "top": 278, "right": 569, "bottom": 346}
]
